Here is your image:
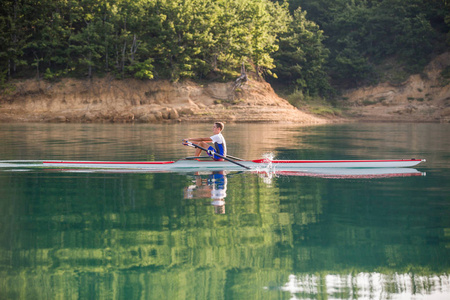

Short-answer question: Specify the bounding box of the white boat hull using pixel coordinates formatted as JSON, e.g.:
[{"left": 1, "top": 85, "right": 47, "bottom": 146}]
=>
[
  {"left": 39, "top": 158, "right": 425, "bottom": 170},
  {"left": 0, "top": 160, "right": 426, "bottom": 179}
]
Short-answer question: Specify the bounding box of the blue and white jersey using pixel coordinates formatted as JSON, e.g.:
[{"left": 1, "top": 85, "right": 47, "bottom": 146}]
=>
[
  {"left": 210, "top": 133, "right": 227, "bottom": 157},
  {"left": 209, "top": 172, "right": 227, "bottom": 200}
]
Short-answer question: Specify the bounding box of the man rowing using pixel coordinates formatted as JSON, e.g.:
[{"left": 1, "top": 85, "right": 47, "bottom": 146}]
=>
[{"left": 183, "top": 122, "right": 227, "bottom": 161}]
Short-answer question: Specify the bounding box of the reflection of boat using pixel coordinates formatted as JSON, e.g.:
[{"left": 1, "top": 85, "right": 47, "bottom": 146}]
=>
[
  {"left": 38, "top": 158, "right": 425, "bottom": 170},
  {"left": 0, "top": 161, "right": 424, "bottom": 179},
  {"left": 255, "top": 168, "right": 425, "bottom": 179}
]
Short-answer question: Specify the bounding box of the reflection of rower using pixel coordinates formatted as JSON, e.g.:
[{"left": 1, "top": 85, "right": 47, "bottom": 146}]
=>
[
  {"left": 209, "top": 171, "right": 227, "bottom": 214},
  {"left": 184, "top": 171, "right": 228, "bottom": 214}
]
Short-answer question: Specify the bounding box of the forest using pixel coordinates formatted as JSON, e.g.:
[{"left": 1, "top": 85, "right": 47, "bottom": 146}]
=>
[{"left": 0, "top": 0, "right": 449, "bottom": 97}]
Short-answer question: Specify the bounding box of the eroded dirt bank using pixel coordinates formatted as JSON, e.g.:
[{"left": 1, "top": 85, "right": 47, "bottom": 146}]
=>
[
  {"left": 0, "top": 78, "right": 325, "bottom": 124},
  {"left": 1, "top": 52, "right": 449, "bottom": 124},
  {"left": 340, "top": 52, "right": 450, "bottom": 123}
]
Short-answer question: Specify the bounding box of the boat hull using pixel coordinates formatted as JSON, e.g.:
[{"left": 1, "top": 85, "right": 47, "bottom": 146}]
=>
[{"left": 40, "top": 158, "right": 425, "bottom": 170}]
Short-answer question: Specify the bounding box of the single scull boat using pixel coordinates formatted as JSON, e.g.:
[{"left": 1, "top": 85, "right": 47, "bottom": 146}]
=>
[{"left": 40, "top": 158, "right": 425, "bottom": 170}]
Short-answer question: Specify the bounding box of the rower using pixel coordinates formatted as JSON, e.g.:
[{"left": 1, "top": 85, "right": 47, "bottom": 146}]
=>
[{"left": 183, "top": 122, "right": 227, "bottom": 161}]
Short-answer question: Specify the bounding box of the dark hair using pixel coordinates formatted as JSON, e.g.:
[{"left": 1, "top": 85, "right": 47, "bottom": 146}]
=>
[{"left": 215, "top": 122, "right": 224, "bottom": 131}]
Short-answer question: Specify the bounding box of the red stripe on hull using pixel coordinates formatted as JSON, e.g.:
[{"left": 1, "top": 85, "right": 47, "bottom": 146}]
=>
[
  {"left": 43, "top": 161, "right": 175, "bottom": 165},
  {"left": 252, "top": 159, "right": 422, "bottom": 163}
]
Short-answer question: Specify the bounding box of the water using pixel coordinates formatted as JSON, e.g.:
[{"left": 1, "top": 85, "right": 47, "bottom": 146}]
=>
[{"left": 0, "top": 123, "right": 449, "bottom": 299}]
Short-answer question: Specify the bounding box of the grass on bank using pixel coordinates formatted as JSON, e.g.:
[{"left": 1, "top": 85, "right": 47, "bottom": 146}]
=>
[{"left": 280, "top": 89, "right": 343, "bottom": 118}]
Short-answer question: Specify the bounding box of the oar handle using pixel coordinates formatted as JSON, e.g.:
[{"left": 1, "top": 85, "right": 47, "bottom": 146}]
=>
[{"left": 182, "top": 140, "right": 195, "bottom": 148}]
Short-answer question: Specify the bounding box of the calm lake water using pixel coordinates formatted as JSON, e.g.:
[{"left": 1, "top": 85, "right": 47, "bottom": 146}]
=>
[{"left": 0, "top": 122, "right": 449, "bottom": 299}]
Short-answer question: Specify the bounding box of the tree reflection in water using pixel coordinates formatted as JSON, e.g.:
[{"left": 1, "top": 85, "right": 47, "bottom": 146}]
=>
[{"left": 1, "top": 122, "right": 449, "bottom": 299}]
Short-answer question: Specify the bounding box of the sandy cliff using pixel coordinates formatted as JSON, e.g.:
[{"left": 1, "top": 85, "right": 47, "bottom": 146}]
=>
[
  {"left": 341, "top": 52, "right": 450, "bottom": 122},
  {"left": 1, "top": 52, "right": 448, "bottom": 124},
  {"left": 0, "top": 77, "right": 325, "bottom": 124}
]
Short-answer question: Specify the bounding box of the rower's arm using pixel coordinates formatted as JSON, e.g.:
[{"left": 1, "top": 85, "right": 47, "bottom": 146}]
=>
[{"left": 185, "top": 137, "right": 212, "bottom": 143}]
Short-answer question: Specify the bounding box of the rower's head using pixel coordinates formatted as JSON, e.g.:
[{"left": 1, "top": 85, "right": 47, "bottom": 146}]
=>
[{"left": 213, "top": 122, "right": 224, "bottom": 134}]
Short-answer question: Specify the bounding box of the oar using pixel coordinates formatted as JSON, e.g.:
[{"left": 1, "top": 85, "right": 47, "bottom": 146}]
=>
[
  {"left": 225, "top": 154, "right": 244, "bottom": 161},
  {"left": 183, "top": 141, "right": 251, "bottom": 170}
]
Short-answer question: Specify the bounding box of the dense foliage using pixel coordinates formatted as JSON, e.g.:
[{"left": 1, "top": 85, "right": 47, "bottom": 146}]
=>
[
  {"left": 0, "top": 0, "right": 448, "bottom": 95},
  {"left": 0, "top": 0, "right": 290, "bottom": 82},
  {"left": 288, "top": 0, "right": 449, "bottom": 89}
]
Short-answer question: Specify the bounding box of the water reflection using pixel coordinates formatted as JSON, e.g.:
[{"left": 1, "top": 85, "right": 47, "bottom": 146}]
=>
[
  {"left": 0, "top": 168, "right": 447, "bottom": 299},
  {"left": 278, "top": 273, "right": 450, "bottom": 299},
  {"left": 255, "top": 167, "right": 424, "bottom": 183},
  {"left": 184, "top": 171, "right": 228, "bottom": 214},
  {"left": 0, "top": 123, "right": 449, "bottom": 299}
]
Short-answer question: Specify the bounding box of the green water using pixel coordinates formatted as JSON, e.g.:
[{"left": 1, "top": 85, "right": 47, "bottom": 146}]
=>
[{"left": 0, "top": 123, "right": 449, "bottom": 299}]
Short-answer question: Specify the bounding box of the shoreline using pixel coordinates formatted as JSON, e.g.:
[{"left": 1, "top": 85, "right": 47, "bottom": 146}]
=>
[
  {"left": 0, "top": 77, "right": 328, "bottom": 125},
  {"left": 1, "top": 50, "right": 449, "bottom": 125}
]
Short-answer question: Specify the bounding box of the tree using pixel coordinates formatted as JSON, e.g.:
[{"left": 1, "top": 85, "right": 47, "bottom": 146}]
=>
[
  {"left": 246, "top": 0, "right": 291, "bottom": 78},
  {"left": 0, "top": 0, "right": 34, "bottom": 79},
  {"left": 274, "top": 7, "right": 330, "bottom": 96},
  {"left": 286, "top": 0, "right": 447, "bottom": 88}
]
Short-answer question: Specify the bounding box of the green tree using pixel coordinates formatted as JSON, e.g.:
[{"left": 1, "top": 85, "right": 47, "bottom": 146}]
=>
[
  {"left": 372, "top": 0, "right": 438, "bottom": 72},
  {"left": 246, "top": 0, "right": 290, "bottom": 78},
  {"left": 286, "top": 0, "right": 448, "bottom": 88},
  {"left": 0, "top": 0, "right": 34, "bottom": 79},
  {"left": 274, "top": 8, "right": 330, "bottom": 96},
  {"left": 67, "top": 0, "right": 106, "bottom": 78},
  {"left": 2, "top": 0, "right": 447, "bottom": 93}
]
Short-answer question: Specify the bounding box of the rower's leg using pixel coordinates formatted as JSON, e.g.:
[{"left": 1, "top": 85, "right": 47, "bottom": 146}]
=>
[
  {"left": 195, "top": 141, "right": 210, "bottom": 156},
  {"left": 195, "top": 147, "right": 202, "bottom": 156}
]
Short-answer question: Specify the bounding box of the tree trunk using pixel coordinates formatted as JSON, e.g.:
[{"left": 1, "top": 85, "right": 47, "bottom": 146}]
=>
[
  {"left": 130, "top": 34, "right": 138, "bottom": 62},
  {"left": 122, "top": 41, "right": 127, "bottom": 78},
  {"left": 88, "top": 51, "right": 92, "bottom": 78}
]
